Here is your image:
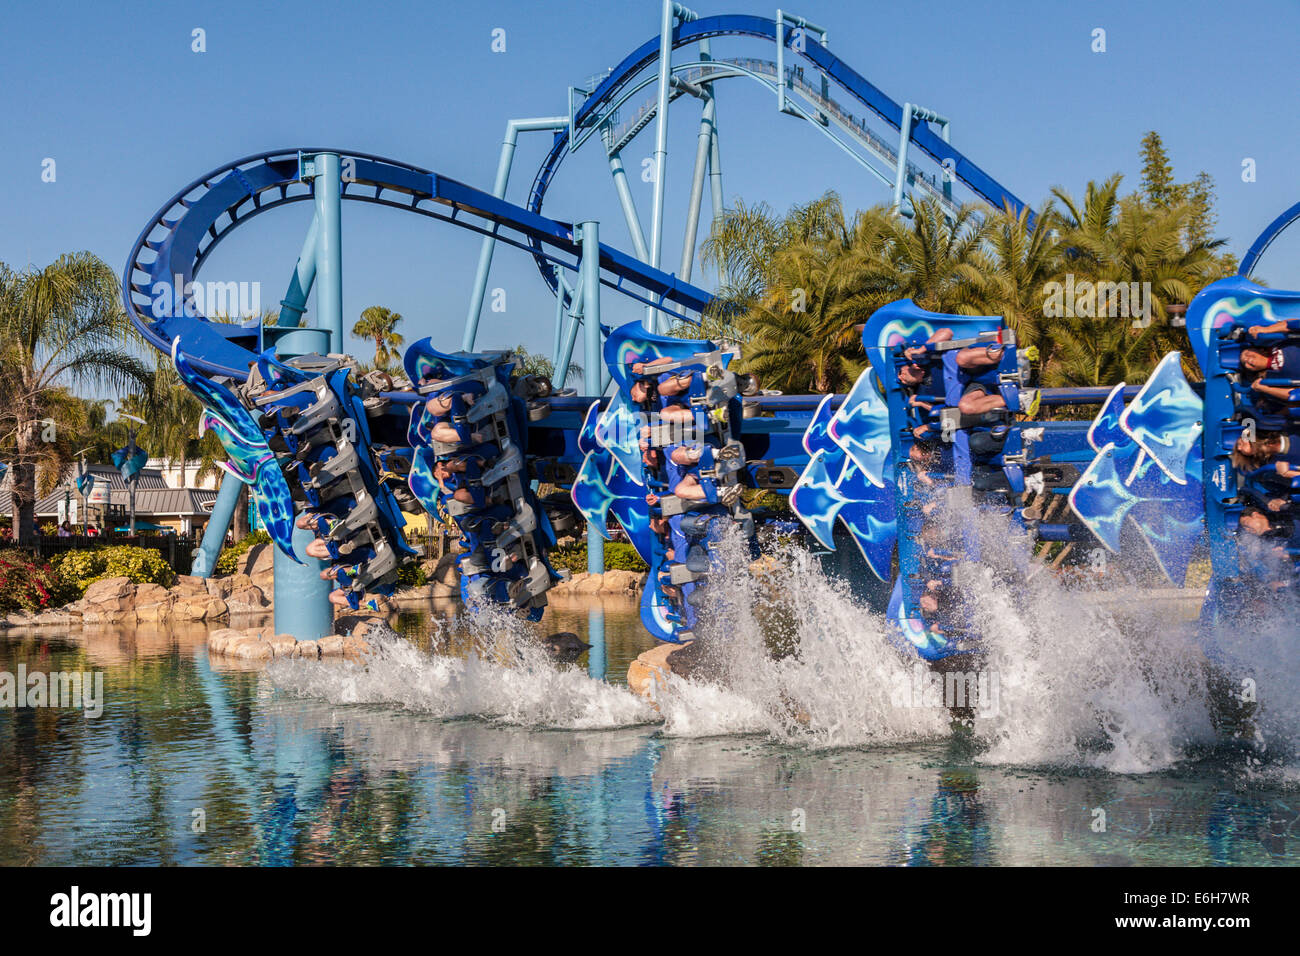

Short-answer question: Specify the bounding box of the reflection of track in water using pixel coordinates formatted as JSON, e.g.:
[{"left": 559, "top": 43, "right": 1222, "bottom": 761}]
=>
[{"left": 263, "top": 697, "right": 653, "bottom": 779}]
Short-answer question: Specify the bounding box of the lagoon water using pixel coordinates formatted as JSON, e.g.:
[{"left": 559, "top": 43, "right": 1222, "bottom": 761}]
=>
[{"left": 2, "top": 542, "right": 1299, "bottom": 866}]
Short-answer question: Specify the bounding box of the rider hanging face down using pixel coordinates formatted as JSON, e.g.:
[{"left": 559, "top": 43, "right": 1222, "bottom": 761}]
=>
[
  {"left": 1230, "top": 322, "right": 1300, "bottom": 582},
  {"left": 1236, "top": 505, "right": 1299, "bottom": 590},
  {"left": 899, "top": 327, "right": 1016, "bottom": 436},
  {"left": 626, "top": 351, "right": 755, "bottom": 630},
  {"left": 1233, "top": 433, "right": 1300, "bottom": 484},
  {"left": 1239, "top": 321, "right": 1300, "bottom": 413}
]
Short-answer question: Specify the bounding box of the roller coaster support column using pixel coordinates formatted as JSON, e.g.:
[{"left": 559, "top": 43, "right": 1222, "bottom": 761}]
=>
[
  {"left": 580, "top": 220, "right": 605, "bottom": 576},
  {"left": 192, "top": 472, "right": 244, "bottom": 578},
  {"left": 275, "top": 212, "right": 320, "bottom": 333},
  {"left": 708, "top": 110, "right": 724, "bottom": 221},
  {"left": 680, "top": 91, "right": 716, "bottom": 282},
  {"left": 587, "top": 605, "right": 607, "bottom": 681},
  {"left": 679, "top": 37, "right": 718, "bottom": 282},
  {"left": 648, "top": 1, "right": 698, "bottom": 333},
  {"left": 463, "top": 117, "right": 569, "bottom": 352},
  {"left": 603, "top": 131, "right": 651, "bottom": 263},
  {"left": 270, "top": 152, "right": 342, "bottom": 640},
  {"left": 271, "top": 446, "right": 333, "bottom": 639},
  {"left": 892, "top": 104, "right": 950, "bottom": 213},
  {"left": 551, "top": 265, "right": 567, "bottom": 374},
  {"left": 776, "top": 10, "right": 828, "bottom": 115},
  {"left": 553, "top": 270, "right": 584, "bottom": 387},
  {"left": 303, "top": 152, "right": 344, "bottom": 353}
]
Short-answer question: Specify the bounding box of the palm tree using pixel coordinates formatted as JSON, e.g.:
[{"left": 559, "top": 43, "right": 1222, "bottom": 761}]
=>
[
  {"left": 700, "top": 191, "right": 850, "bottom": 308},
  {"left": 843, "top": 197, "right": 998, "bottom": 316},
  {"left": 0, "top": 253, "right": 153, "bottom": 542},
  {"left": 1050, "top": 177, "right": 1228, "bottom": 380},
  {"left": 741, "top": 235, "right": 874, "bottom": 393},
  {"left": 698, "top": 194, "right": 873, "bottom": 393},
  {"left": 352, "top": 306, "right": 405, "bottom": 371},
  {"left": 699, "top": 194, "right": 1005, "bottom": 393},
  {"left": 511, "top": 344, "right": 581, "bottom": 386},
  {"left": 983, "top": 200, "right": 1065, "bottom": 372}
]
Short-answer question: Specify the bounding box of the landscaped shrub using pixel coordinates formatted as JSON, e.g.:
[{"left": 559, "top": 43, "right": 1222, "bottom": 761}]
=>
[
  {"left": 214, "top": 530, "right": 271, "bottom": 577},
  {"left": 396, "top": 561, "right": 428, "bottom": 590},
  {"left": 550, "top": 540, "right": 648, "bottom": 574},
  {"left": 0, "top": 550, "right": 78, "bottom": 613},
  {"left": 53, "top": 545, "right": 177, "bottom": 595}
]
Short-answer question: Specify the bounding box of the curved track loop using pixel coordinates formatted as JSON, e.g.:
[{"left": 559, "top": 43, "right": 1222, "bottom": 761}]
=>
[
  {"left": 123, "top": 148, "right": 713, "bottom": 380},
  {"left": 1240, "top": 199, "right": 1300, "bottom": 279},
  {"left": 526, "top": 13, "right": 1030, "bottom": 293}
]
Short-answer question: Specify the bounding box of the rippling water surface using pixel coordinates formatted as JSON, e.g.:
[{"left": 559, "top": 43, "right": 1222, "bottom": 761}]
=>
[{"left": 2, "top": 534, "right": 1298, "bottom": 866}]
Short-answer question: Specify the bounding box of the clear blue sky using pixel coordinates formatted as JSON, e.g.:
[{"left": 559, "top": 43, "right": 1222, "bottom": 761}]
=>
[{"left": 2, "top": 0, "right": 1298, "bottom": 368}]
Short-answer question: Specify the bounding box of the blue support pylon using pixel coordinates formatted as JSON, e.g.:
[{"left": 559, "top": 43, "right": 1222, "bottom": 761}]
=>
[
  {"left": 270, "top": 152, "right": 343, "bottom": 640},
  {"left": 580, "top": 220, "right": 605, "bottom": 577},
  {"left": 192, "top": 471, "right": 243, "bottom": 579}
]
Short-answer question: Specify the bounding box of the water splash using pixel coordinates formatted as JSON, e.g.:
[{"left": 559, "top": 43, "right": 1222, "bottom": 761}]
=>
[
  {"left": 267, "top": 498, "right": 1294, "bottom": 775},
  {"left": 267, "top": 611, "right": 655, "bottom": 731},
  {"left": 912, "top": 492, "right": 1215, "bottom": 772},
  {"left": 653, "top": 531, "right": 951, "bottom": 747}
]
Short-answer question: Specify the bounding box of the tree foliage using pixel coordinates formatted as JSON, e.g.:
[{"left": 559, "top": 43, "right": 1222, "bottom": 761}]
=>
[{"left": 690, "top": 133, "right": 1239, "bottom": 395}]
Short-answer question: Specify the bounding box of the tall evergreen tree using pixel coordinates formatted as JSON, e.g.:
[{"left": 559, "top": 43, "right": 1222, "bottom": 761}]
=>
[{"left": 1139, "top": 131, "right": 1178, "bottom": 208}]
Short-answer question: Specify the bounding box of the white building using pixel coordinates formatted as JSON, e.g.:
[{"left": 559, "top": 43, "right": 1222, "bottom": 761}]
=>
[{"left": 145, "top": 458, "right": 220, "bottom": 491}]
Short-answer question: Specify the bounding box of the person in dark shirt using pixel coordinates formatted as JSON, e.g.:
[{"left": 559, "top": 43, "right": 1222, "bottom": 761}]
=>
[{"left": 1240, "top": 343, "right": 1300, "bottom": 380}]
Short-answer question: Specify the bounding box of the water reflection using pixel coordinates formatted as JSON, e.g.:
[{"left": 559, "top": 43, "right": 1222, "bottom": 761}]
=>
[{"left": 0, "top": 624, "right": 1297, "bottom": 866}]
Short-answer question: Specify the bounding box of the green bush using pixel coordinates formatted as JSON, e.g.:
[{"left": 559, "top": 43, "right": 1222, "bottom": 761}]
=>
[
  {"left": 53, "top": 545, "right": 177, "bottom": 596},
  {"left": 550, "top": 540, "right": 648, "bottom": 574},
  {"left": 396, "top": 560, "right": 428, "bottom": 590},
  {"left": 214, "top": 530, "right": 271, "bottom": 577},
  {"left": 0, "top": 550, "right": 78, "bottom": 613}
]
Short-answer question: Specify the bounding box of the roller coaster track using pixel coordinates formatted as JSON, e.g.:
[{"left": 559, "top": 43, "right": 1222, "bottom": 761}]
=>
[
  {"left": 526, "top": 13, "right": 1030, "bottom": 295},
  {"left": 123, "top": 148, "right": 714, "bottom": 380},
  {"left": 1240, "top": 198, "right": 1300, "bottom": 278},
  {"left": 603, "top": 57, "right": 959, "bottom": 216}
]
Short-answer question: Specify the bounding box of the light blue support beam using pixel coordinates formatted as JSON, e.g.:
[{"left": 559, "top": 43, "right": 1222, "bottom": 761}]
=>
[
  {"left": 554, "top": 293, "right": 582, "bottom": 390},
  {"left": 463, "top": 117, "right": 570, "bottom": 352},
  {"left": 647, "top": 2, "right": 698, "bottom": 332},
  {"left": 276, "top": 213, "right": 319, "bottom": 332},
  {"left": 604, "top": 137, "right": 651, "bottom": 262},
  {"left": 893, "top": 103, "right": 950, "bottom": 214},
  {"left": 680, "top": 93, "right": 716, "bottom": 282},
  {"left": 311, "top": 152, "right": 344, "bottom": 352},
  {"left": 553, "top": 267, "right": 585, "bottom": 387},
  {"left": 586, "top": 605, "right": 606, "bottom": 681},
  {"left": 191, "top": 471, "right": 244, "bottom": 579},
  {"left": 705, "top": 40, "right": 725, "bottom": 225},
  {"left": 551, "top": 265, "right": 567, "bottom": 376},
  {"left": 777, "top": 10, "right": 829, "bottom": 116},
  {"left": 892, "top": 103, "right": 914, "bottom": 212},
  {"left": 579, "top": 220, "right": 605, "bottom": 576},
  {"left": 274, "top": 523, "right": 333, "bottom": 640},
  {"left": 275, "top": 154, "right": 341, "bottom": 639}
]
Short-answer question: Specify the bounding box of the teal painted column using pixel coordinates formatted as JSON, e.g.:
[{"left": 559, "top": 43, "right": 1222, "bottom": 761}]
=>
[
  {"left": 191, "top": 471, "right": 243, "bottom": 578},
  {"left": 646, "top": 0, "right": 675, "bottom": 334},
  {"left": 274, "top": 523, "right": 332, "bottom": 639},
  {"left": 586, "top": 605, "right": 606, "bottom": 681},
  {"left": 579, "top": 220, "right": 604, "bottom": 577},
  {"left": 312, "top": 152, "right": 344, "bottom": 353},
  {"left": 276, "top": 213, "right": 319, "bottom": 331},
  {"left": 270, "top": 153, "right": 341, "bottom": 639},
  {"left": 463, "top": 117, "right": 569, "bottom": 352}
]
